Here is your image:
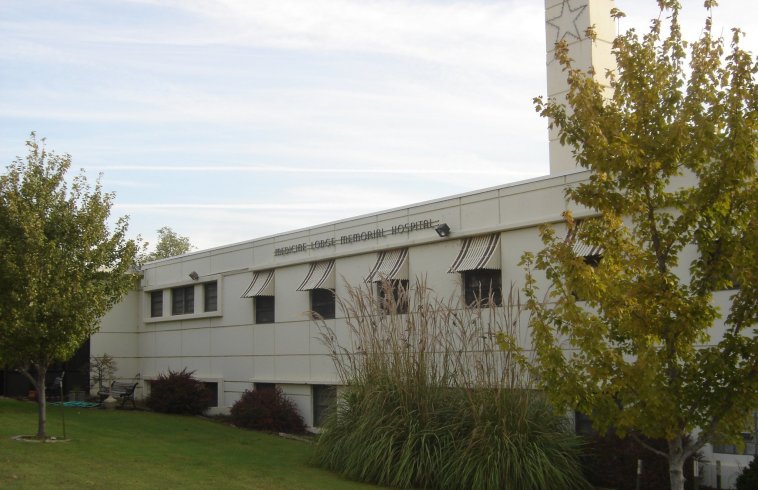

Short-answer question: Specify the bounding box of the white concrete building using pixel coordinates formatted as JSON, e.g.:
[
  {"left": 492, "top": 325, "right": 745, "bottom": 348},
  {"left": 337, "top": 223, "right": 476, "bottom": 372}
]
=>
[{"left": 92, "top": 1, "right": 754, "bottom": 487}]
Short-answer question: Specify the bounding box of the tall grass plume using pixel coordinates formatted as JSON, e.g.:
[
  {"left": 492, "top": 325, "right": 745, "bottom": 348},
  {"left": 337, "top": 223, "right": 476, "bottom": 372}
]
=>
[{"left": 313, "top": 279, "right": 589, "bottom": 489}]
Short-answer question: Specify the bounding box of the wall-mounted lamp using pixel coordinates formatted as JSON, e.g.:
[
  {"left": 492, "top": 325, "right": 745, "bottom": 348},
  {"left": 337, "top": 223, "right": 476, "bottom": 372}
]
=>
[
  {"left": 189, "top": 271, "right": 200, "bottom": 281},
  {"left": 435, "top": 223, "right": 451, "bottom": 238}
]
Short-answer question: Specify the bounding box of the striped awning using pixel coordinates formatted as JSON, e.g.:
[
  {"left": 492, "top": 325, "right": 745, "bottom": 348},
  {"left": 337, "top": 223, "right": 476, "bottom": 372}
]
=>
[
  {"left": 297, "top": 260, "right": 336, "bottom": 291},
  {"left": 448, "top": 234, "right": 501, "bottom": 273},
  {"left": 566, "top": 220, "right": 604, "bottom": 258},
  {"left": 242, "top": 270, "right": 275, "bottom": 297},
  {"left": 365, "top": 249, "right": 408, "bottom": 282}
]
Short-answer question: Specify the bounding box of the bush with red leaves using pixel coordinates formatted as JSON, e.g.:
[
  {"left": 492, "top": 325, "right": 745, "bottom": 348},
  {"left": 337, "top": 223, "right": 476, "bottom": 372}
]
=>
[
  {"left": 230, "top": 387, "right": 306, "bottom": 434},
  {"left": 146, "top": 368, "right": 212, "bottom": 415}
]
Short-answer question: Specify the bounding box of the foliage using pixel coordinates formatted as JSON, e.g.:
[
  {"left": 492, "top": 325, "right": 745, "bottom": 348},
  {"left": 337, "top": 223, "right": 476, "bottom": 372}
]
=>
[
  {"left": 143, "top": 226, "right": 194, "bottom": 262},
  {"left": 0, "top": 133, "right": 139, "bottom": 438},
  {"left": 89, "top": 353, "right": 117, "bottom": 392},
  {"left": 580, "top": 429, "right": 698, "bottom": 490},
  {"left": 146, "top": 368, "right": 211, "bottom": 415},
  {"left": 313, "top": 280, "right": 589, "bottom": 490},
  {"left": 735, "top": 456, "right": 758, "bottom": 490},
  {"left": 527, "top": 2, "right": 757, "bottom": 489},
  {"left": 0, "top": 398, "right": 377, "bottom": 490},
  {"left": 230, "top": 387, "right": 306, "bottom": 434}
]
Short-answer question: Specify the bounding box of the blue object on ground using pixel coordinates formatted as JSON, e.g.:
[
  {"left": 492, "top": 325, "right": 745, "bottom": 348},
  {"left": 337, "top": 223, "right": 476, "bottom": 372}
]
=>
[{"left": 49, "top": 401, "right": 100, "bottom": 408}]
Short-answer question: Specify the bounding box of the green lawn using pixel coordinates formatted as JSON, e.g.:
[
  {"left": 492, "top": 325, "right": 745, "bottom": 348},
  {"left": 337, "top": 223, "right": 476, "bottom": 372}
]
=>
[{"left": 0, "top": 397, "right": 384, "bottom": 489}]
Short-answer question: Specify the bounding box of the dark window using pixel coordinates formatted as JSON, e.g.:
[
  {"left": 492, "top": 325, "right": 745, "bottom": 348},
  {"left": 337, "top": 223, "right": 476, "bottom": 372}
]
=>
[
  {"left": 378, "top": 280, "right": 409, "bottom": 314},
  {"left": 172, "top": 285, "right": 194, "bottom": 315},
  {"left": 584, "top": 254, "right": 602, "bottom": 268},
  {"left": 313, "top": 385, "right": 337, "bottom": 427},
  {"left": 572, "top": 255, "right": 603, "bottom": 301},
  {"left": 463, "top": 269, "right": 502, "bottom": 307},
  {"left": 575, "top": 411, "right": 595, "bottom": 436},
  {"left": 310, "top": 289, "right": 335, "bottom": 320},
  {"left": 204, "top": 281, "right": 218, "bottom": 312},
  {"left": 255, "top": 382, "right": 276, "bottom": 392},
  {"left": 255, "top": 296, "right": 275, "bottom": 324},
  {"left": 203, "top": 382, "right": 218, "bottom": 408},
  {"left": 150, "top": 291, "right": 163, "bottom": 317}
]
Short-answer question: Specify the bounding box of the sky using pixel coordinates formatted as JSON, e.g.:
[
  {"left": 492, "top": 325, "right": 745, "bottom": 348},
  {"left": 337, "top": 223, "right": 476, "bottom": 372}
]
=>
[{"left": 1, "top": 0, "right": 756, "bottom": 252}]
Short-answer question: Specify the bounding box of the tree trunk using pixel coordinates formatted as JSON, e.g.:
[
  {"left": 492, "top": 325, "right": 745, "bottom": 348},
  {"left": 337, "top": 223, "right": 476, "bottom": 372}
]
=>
[
  {"left": 35, "top": 365, "right": 47, "bottom": 438},
  {"left": 668, "top": 436, "right": 686, "bottom": 490}
]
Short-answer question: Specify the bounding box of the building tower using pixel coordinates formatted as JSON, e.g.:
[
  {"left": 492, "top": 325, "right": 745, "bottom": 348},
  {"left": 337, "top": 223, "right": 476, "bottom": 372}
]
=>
[{"left": 545, "top": 0, "right": 617, "bottom": 175}]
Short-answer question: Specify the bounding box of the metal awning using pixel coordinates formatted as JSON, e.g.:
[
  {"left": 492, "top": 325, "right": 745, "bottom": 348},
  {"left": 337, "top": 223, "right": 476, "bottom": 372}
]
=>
[
  {"left": 297, "top": 260, "right": 336, "bottom": 291},
  {"left": 447, "top": 234, "right": 501, "bottom": 273},
  {"left": 241, "top": 270, "right": 275, "bottom": 297},
  {"left": 365, "top": 249, "right": 408, "bottom": 282},
  {"left": 566, "top": 220, "right": 604, "bottom": 258}
]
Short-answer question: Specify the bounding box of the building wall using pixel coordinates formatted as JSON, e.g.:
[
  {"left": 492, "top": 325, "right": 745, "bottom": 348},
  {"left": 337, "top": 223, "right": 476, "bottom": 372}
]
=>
[
  {"left": 93, "top": 172, "right": 584, "bottom": 409},
  {"left": 92, "top": 169, "right": 737, "bottom": 407}
]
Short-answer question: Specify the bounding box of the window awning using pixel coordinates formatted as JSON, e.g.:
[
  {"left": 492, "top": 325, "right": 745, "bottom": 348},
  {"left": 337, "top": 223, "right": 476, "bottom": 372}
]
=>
[
  {"left": 297, "top": 260, "right": 336, "bottom": 291},
  {"left": 566, "top": 220, "right": 604, "bottom": 257},
  {"left": 241, "top": 270, "right": 275, "bottom": 297},
  {"left": 448, "top": 234, "right": 501, "bottom": 273},
  {"left": 365, "top": 249, "right": 408, "bottom": 282}
]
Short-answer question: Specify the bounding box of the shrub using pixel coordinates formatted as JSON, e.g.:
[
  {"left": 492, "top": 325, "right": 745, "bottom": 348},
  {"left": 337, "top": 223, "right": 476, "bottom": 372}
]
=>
[
  {"left": 736, "top": 456, "right": 758, "bottom": 490},
  {"left": 230, "top": 387, "right": 306, "bottom": 434},
  {"left": 146, "top": 368, "right": 211, "bottom": 415}
]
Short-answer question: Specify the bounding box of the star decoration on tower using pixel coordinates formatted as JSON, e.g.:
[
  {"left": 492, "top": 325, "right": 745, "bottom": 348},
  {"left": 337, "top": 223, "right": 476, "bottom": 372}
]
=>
[{"left": 546, "top": 0, "right": 588, "bottom": 46}]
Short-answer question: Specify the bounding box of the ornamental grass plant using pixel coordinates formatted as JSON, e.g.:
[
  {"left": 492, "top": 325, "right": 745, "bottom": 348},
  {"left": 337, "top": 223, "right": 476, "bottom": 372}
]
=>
[{"left": 313, "top": 280, "right": 590, "bottom": 490}]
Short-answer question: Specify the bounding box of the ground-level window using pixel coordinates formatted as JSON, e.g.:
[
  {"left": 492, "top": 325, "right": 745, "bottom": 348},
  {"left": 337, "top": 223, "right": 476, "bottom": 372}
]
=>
[
  {"left": 255, "top": 382, "right": 276, "bottom": 392},
  {"left": 203, "top": 382, "right": 218, "bottom": 408},
  {"left": 172, "top": 285, "right": 195, "bottom": 315},
  {"left": 255, "top": 296, "right": 275, "bottom": 324},
  {"left": 574, "top": 411, "right": 594, "bottom": 436},
  {"left": 463, "top": 269, "right": 502, "bottom": 307},
  {"left": 377, "top": 279, "right": 409, "bottom": 314},
  {"left": 204, "top": 281, "right": 217, "bottom": 312},
  {"left": 150, "top": 291, "right": 163, "bottom": 317},
  {"left": 310, "top": 289, "right": 335, "bottom": 320},
  {"left": 313, "top": 385, "right": 337, "bottom": 427},
  {"left": 712, "top": 411, "right": 757, "bottom": 455}
]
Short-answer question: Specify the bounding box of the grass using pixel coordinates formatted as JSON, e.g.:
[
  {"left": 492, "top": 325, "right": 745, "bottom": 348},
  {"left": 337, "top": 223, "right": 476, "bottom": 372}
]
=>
[{"left": 0, "top": 397, "right": 385, "bottom": 489}]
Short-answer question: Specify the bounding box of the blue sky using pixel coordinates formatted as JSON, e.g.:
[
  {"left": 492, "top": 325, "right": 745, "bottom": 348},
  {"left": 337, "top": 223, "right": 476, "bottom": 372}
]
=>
[{"left": 1, "top": 0, "right": 756, "bottom": 251}]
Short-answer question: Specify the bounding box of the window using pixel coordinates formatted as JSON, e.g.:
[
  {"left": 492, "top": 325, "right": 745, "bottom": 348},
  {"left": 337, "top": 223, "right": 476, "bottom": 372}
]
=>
[
  {"left": 150, "top": 291, "right": 163, "bottom": 317},
  {"left": 255, "top": 382, "right": 275, "bottom": 392},
  {"left": 572, "top": 254, "right": 602, "bottom": 301},
  {"left": 378, "top": 279, "right": 409, "bottom": 314},
  {"left": 255, "top": 296, "right": 275, "bottom": 324},
  {"left": 583, "top": 254, "right": 602, "bottom": 268},
  {"left": 172, "top": 285, "right": 194, "bottom": 315},
  {"left": 574, "top": 411, "right": 594, "bottom": 436},
  {"left": 311, "top": 289, "right": 335, "bottom": 320},
  {"left": 204, "top": 281, "right": 217, "bottom": 312},
  {"left": 712, "top": 411, "right": 757, "bottom": 455},
  {"left": 463, "top": 269, "right": 502, "bottom": 307},
  {"left": 203, "top": 382, "right": 219, "bottom": 408},
  {"left": 313, "top": 385, "right": 337, "bottom": 427}
]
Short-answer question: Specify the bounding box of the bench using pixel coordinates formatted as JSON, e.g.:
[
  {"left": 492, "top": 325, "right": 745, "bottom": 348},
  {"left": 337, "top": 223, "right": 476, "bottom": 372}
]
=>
[{"left": 98, "top": 381, "right": 138, "bottom": 409}]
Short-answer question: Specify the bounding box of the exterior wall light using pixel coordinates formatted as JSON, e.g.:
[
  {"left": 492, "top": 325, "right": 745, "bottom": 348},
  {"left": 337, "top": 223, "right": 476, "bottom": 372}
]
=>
[
  {"left": 189, "top": 271, "right": 200, "bottom": 280},
  {"left": 435, "top": 223, "right": 451, "bottom": 238}
]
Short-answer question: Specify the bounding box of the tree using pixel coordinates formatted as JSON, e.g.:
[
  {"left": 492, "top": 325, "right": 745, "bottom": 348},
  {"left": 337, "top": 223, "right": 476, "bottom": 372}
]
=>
[
  {"left": 143, "top": 226, "right": 193, "bottom": 262},
  {"left": 0, "top": 134, "right": 138, "bottom": 438},
  {"left": 524, "top": 2, "right": 757, "bottom": 489}
]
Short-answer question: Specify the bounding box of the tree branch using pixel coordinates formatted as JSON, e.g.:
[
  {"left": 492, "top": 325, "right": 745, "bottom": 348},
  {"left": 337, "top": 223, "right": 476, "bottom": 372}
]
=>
[{"left": 630, "top": 431, "right": 668, "bottom": 458}]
